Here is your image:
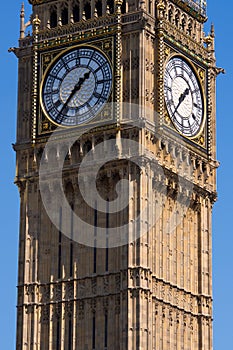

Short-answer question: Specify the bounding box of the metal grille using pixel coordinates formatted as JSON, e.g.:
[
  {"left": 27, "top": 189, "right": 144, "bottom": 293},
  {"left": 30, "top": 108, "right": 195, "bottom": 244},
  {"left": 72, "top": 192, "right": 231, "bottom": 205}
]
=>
[{"left": 179, "top": 0, "right": 207, "bottom": 17}]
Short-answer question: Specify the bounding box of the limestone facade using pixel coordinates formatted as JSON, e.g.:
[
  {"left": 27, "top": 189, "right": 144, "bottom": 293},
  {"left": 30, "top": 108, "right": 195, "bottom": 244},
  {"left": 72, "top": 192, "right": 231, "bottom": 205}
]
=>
[{"left": 14, "top": 1, "right": 218, "bottom": 349}]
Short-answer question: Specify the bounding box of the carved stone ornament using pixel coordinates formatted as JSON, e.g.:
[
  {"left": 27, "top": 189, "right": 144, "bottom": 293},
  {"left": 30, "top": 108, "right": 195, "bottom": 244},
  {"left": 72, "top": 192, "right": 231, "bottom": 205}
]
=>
[
  {"left": 41, "top": 305, "right": 50, "bottom": 323},
  {"left": 53, "top": 303, "right": 62, "bottom": 320},
  {"left": 65, "top": 281, "right": 74, "bottom": 300},
  {"left": 64, "top": 302, "right": 73, "bottom": 318},
  {"left": 78, "top": 300, "right": 85, "bottom": 319},
  {"left": 52, "top": 284, "right": 62, "bottom": 302}
]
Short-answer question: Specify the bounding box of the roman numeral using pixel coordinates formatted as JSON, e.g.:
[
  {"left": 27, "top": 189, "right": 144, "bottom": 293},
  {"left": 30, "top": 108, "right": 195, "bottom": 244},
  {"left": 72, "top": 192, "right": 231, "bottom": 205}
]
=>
[
  {"left": 49, "top": 74, "right": 62, "bottom": 81},
  {"left": 96, "top": 79, "right": 110, "bottom": 84},
  {"left": 61, "top": 58, "right": 70, "bottom": 72},
  {"left": 54, "top": 100, "right": 62, "bottom": 109}
]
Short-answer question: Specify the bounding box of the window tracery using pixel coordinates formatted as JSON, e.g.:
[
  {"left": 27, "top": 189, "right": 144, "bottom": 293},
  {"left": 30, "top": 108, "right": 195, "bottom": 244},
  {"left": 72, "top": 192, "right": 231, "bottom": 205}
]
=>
[
  {"left": 84, "top": 2, "right": 91, "bottom": 19},
  {"left": 50, "top": 6, "right": 57, "bottom": 28}
]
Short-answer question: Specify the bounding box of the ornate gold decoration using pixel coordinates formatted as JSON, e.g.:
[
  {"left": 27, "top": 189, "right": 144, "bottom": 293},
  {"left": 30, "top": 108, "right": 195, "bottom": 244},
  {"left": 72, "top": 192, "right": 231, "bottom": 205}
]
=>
[
  {"left": 198, "top": 68, "right": 205, "bottom": 82},
  {"left": 38, "top": 37, "right": 115, "bottom": 135},
  {"left": 165, "top": 47, "right": 171, "bottom": 56},
  {"left": 171, "top": 0, "right": 207, "bottom": 23},
  {"left": 164, "top": 114, "right": 171, "bottom": 126},
  {"left": 193, "top": 133, "right": 205, "bottom": 147},
  {"left": 163, "top": 21, "right": 208, "bottom": 63}
]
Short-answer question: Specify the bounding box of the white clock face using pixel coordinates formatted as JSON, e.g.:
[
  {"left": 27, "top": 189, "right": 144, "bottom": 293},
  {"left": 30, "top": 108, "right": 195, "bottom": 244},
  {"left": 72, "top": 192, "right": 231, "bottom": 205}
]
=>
[
  {"left": 41, "top": 46, "right": 112, "bottom": 127},
  {"left": 164, "top": 57, "right": 204, "bottom": 137}
]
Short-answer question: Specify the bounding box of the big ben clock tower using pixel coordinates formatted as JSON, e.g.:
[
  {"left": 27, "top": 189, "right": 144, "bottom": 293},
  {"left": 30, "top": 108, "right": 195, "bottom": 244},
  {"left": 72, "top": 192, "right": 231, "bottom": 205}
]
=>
[{"left": 13, "top": 0, "right": 219, "bottom": 349}]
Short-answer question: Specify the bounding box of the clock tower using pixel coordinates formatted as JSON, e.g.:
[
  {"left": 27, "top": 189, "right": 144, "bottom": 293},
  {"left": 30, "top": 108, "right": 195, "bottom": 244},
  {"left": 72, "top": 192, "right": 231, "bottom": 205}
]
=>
[{"left": 13, "top": 0, "right": 219, "bottom": 349}]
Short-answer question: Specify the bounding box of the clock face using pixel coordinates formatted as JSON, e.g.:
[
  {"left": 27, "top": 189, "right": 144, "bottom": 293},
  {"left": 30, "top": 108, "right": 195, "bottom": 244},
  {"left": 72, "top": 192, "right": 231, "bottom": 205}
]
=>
[
  {"left": 164, "top": 57, "right": 204, "bottom": 138},
  {"left": 40, "top": 46, "right": 112, "bottom": 127}
]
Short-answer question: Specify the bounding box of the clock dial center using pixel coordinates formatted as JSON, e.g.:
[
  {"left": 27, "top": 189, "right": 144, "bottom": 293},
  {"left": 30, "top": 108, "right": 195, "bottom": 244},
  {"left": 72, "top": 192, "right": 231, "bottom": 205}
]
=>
[
  {"left": 172, "top": 77, "right": 193, "bottom": 119},
  {"left": 60, "top": 67, "right": 95, "bottom": 108}
]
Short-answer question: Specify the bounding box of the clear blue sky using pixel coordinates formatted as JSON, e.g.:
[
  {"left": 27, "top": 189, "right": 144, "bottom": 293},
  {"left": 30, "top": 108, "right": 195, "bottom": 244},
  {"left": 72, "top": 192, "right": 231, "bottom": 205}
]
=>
[{"left": 0, "top": 1, "right": 231, "bottom": 348}]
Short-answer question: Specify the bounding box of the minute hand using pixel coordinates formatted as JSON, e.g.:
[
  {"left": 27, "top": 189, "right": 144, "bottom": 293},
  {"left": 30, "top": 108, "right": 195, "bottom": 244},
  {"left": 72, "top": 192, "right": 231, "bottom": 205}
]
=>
[
  {"left": 59, "top": 71, "right": 91, "bottom": 117},
  {"left": 172, "top": 88, "right": 190, "bottom": 116}
]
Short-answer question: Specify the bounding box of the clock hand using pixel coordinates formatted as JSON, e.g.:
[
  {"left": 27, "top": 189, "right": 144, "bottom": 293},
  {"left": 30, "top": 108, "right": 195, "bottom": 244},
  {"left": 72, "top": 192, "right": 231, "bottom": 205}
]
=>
[
  {"left": 59, "top": 71, "right": 91, "bottom": 119},
  {"left": 172, "top": 88, "right": 190, "bottom": 116}
]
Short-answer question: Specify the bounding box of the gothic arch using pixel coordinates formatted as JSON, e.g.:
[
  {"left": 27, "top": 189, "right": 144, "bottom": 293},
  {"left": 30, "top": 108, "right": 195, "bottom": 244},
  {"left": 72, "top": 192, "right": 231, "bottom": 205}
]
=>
[
  {"left": 167, "top": 4, "right": 174, "bottom": 23},
  {"left": 107, "top": 0, "right": 114, "bottom": 14},
  {"left": 175, "top": 9, "right": 181, "bottom": 28},
  {"left": 83, "top": 140, "right": 92, "bottom": 155},
  {"left": 64, "top": 182, "right": 75, "bottom": 207},
  {"left": 121, "top": 0, "right": 126, "bottom": 14},
  {"left": 96, "top": 0, "right": 102, "bottom": 17},
  {"left": 187, "top": 19, "right": 193, "bottom": 36},
  {"left": 61, "top": 3, "right": 69, "bottom": 25},
  {"left": 50, "top": 6, "right": 57, "bottom": 28},
  {"left": 84, "top": 2, "right": 91, "bottom": 19},
  {"left": 70, "top": 141, "right": 80, "bottom": 163},
  {"left": 72, "top": 2, "right": 80, "bottom": 22},
  {"left": 181, "top": 14, "right": 187, "bottom": 31}
]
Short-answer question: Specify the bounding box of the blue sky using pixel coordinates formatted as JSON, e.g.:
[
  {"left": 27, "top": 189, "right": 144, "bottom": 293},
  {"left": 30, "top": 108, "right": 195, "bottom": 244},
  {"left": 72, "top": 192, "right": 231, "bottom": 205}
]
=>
[{"left": 0, "top": 1, "right": 231, "bottom": 348}]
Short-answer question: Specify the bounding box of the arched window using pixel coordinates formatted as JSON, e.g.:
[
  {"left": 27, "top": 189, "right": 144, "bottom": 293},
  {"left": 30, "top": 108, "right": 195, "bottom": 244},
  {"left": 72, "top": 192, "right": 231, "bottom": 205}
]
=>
[
  {"left": 187, "top": 20, "right": 192, "bottom": 36},
  {"left": 107, "top": 0, "right": 114, "bottom": 14},
  {"left": 96, "top": 0, "right": 102, "bottom": 17},
  {"left": 84, "top": 2, "right": 91, "bottom": 19},
  {"left": 175, "top": 12, "right": 179, "bottom": 27},
  {"left": 121, "top": 0, "right": 126, "bottom": 14},
  {"left": 50, "top": 9, "right": 57, "bottom": 28},
  {"left": 168, "top": 8, "right": 173, "bottom": 23},
  {"left": 83, "top": 140, "right": 92, "bottom": 154},
  {"left": 181, "top": 17, "right": 186, "bottom": 31},
  {"left": 71, "top": 141, "right": 80, "bottom": 163},
  {"left": 65, "top": 182, "right": 75, "bottom": 207},
  {"left": 61, "top": 7, "right": 69, "bottom": 25},
  {"left": 73, "top": 5, "right": 80, "bottom": 22}
]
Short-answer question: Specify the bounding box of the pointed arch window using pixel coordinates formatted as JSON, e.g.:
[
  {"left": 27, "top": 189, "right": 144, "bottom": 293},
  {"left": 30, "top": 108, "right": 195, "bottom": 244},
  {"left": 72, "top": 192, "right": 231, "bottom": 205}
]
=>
[
  {"left": 96, "top": 0, "right": 102, "bottom": 17},
  {"left": 121, "top": 0, "right": 126, "bottom": 14},
  {"left": 83, "top": 140, "right": 92, "bottom": 154},
  {"left": 61, "top": 7, "right": 69, "bottom": 25},
  {"left": 181, "top": 17, "right": 186, "bottom": 31},
  {"left": 107, "top": 0, "right": 114, "bottom": 14},
  {"left": 84, "top": 2, "right": 91, "bottom": 19},
  {"left": 188, "top": 21, "right": 193, "bottom": 36},
  {"left": 175, "top": 13, "right": 179, "bottom": 27},
  {"left": 50, "top": 9, "right": 57, "bottom": 28},
  {"left": 168, "top": 8, "right": 173, "bottom": 23},
  {"left": 73, "top": 4, "right": 80, "bottom": 22}
]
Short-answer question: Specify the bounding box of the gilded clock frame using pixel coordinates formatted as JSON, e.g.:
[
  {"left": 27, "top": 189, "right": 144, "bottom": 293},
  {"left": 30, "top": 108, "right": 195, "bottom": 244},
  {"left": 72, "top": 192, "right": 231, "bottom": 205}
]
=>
[
  {"left": 38, "top": 37, "right": 116, "bottom": 135},
  {"left": 163, "top": 46, "right": 208, "bottom": 149}
]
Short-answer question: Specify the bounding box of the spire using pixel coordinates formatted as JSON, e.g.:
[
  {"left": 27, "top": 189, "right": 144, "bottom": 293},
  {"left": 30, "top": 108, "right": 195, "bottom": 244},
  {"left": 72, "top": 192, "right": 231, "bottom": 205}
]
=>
[
  {"left": 19, "top": 2, "right": 32, "bottom": 39},
  {"left": 210, "top": 23, "right": 215, "bottom": 38},
  {"left": 20, "top": 3, "right": 25, "bottom": 39}
]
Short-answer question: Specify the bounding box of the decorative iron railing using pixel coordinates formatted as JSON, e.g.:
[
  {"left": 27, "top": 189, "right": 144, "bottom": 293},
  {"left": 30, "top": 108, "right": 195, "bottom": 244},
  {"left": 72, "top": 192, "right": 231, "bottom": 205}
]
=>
[{"left": 180, "top": 0, "right": 207, "bottom": 16}]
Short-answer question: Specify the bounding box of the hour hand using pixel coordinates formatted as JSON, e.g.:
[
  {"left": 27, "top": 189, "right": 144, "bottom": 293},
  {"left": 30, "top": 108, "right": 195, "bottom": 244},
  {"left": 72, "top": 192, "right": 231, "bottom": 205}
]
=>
[
  {"left": 173, "top": 88, "right": 190, "bottom": 116},
  {"left": 179, "top": 88, "right": 189, "bottom": 104},
  {"left": 59, "top": 71, "right": 91, "bottom": 118}
]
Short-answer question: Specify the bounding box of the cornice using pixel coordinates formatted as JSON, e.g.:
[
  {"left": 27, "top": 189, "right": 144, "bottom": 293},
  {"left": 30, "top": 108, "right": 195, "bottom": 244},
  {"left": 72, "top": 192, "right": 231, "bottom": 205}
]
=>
[{"left": 162, "top": 22, "right": 208, "bottom": 64}]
